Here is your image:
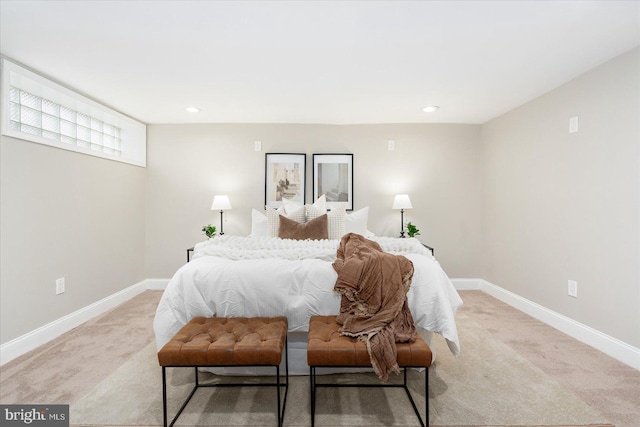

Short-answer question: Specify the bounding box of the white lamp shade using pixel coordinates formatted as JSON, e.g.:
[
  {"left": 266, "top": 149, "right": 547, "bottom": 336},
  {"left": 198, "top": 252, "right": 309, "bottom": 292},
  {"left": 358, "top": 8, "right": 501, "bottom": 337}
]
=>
[
  {"left": 392, "top": 194, "right": 413, "bottom": 210},
  {"left": 211, "top": 195, "right": 232, "bottom": 210}
]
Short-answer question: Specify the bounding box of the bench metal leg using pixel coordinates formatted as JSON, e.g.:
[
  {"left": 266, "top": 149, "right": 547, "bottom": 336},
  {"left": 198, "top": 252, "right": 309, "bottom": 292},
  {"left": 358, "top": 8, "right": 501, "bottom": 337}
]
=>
[
  {"left": 309, "top": 366, "right": 429, "bottom": 426},
  {"left": 162, "top": 367, "right": 167, "bottom": 427},
  {"left": 162, "top": 338, "right": 289, "bottom": 427},
  {"left": 422, "top": 369, "right": 430, "bottom": 426},
  {"left": 277, "top": 365, "right": 281, "bottom": 427},
  {"left": 310, "top": 366, "right": 316, "bottom": 427},
  {"left": 278, "top": 336, "right": 289, "bottom": 427},
  {"left": 402, "top": 368, "right": 427, "bottom": 427},
  {"left": 162, "top": 366, "right": 198, "bottom": 427}
]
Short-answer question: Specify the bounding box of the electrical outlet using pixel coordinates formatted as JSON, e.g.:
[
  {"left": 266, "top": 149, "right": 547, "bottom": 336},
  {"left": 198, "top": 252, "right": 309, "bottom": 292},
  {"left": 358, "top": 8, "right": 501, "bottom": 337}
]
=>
[
  {"left": 388, "top": 140, "right": 395, "bottom": 151},
  {"left": 568, "top": 280, "right": 577, "bottom": 298},
  {"left": 56, "top": 277, "right": 65, "bottom": 295},
  {"left": 254, "top": 140, "right": 262, "bottom": 151}
]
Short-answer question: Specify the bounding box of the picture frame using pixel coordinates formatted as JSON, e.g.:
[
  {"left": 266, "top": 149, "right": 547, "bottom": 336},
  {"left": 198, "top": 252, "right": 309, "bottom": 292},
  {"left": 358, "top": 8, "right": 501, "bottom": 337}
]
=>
[
  {"left": 312, "top": 153, "right": 354, "bottom": 211},
  {"left": 265, "top": 153, "right": 306, "bottom": 208}
]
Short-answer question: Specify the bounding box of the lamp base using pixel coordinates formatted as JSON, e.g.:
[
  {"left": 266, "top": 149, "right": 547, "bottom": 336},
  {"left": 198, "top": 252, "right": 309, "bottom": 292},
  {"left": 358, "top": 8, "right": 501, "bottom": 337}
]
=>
[{"left": 399, "top": 209, "right": 406, "bottom": 238}]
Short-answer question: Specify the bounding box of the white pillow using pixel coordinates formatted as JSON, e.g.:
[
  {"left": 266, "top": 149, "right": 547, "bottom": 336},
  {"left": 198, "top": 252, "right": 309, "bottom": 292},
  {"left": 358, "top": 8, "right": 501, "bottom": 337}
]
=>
[
  {"left": 345, "top": 206, "right": 369, "bottom": 236},
  {"left": 312, "top": 194, "right": 327, "bottom": 211},
  {"left": 327, "top": 206, "right": 347, "bottom": 240},
  {"left": 266, "top": 205, "right": 306, "bottom": 237},
  {"left": 306, "top": 194, "right": 327, "bottom": 220},
  {"left": 282, "top": 199, "right": 303, "bottom": 215},
  {"left": 250, "top": 208, "right": 268, "bottom": 237}
]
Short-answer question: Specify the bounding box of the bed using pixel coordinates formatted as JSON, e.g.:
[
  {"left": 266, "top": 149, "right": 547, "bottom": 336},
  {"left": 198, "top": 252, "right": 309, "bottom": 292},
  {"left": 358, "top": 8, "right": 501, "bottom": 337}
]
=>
[{"left": 153, "top": 204, "right": 463, "bottom": 375}]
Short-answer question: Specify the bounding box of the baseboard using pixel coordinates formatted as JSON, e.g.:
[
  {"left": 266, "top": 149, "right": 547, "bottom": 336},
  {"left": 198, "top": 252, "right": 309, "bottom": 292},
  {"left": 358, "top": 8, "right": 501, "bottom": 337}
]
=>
[
  {"left": 144, "top": 278, "right": 170, "bottom": 290},
  {"left": 478, "top": 279, "right": 640, "bottom": 371},
  {"left": 451, "top": 278, "right": 482, "bottom": 290},
  {"left": 0, "top": 279, "right": 157, "bottom": 366}
]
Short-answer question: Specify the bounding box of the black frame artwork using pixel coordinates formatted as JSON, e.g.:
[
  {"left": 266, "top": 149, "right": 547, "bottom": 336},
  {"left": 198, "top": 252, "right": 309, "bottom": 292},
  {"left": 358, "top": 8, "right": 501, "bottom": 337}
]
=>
[{"left": 312, "top": 153, "right": 354, "bottom": 211}]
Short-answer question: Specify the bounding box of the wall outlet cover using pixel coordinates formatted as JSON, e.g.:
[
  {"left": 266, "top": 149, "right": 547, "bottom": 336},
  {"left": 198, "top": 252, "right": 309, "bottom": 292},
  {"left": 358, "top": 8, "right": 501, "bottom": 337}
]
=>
[
  {"left": 568, "top": 280, "right": 578, "bottom": 298},
  {"left": 569, "top": 117, "right": 579, "bottom": 133},
  {"left": 56, "top": 278, "right": 65, "bottom": 295}
]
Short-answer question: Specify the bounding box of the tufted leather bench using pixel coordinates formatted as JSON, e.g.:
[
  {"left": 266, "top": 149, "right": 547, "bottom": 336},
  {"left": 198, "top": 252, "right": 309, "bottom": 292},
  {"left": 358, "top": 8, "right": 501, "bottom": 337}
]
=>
[
  {"left": 158, "top": 316, "right": 289, "bottom": 427},
  {"left": 307, "top": 315, "right": 432, "bottom": 427}
]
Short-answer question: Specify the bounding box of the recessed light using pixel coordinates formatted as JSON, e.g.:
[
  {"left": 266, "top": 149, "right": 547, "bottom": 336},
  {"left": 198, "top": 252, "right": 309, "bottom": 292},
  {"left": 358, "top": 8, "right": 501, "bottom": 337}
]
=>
[
  {"left": 186, "top": 107, "right": 200, "bottom": 113},
  {"left": 422, "top": 105, "right": 439, "bottom": 113}
]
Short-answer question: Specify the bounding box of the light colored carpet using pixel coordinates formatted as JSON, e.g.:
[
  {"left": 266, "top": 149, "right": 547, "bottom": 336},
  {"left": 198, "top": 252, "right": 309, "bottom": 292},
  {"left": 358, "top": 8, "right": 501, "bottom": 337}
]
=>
[{"left": 70, "top": 312, "right": 609, "bottom": 426}]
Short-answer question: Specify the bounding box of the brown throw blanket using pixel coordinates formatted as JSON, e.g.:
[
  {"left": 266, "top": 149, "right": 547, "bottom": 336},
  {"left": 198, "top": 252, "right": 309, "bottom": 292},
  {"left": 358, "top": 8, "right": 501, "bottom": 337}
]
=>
[{"left": 332, "top": 233, "right": 417, "bottom": 382}]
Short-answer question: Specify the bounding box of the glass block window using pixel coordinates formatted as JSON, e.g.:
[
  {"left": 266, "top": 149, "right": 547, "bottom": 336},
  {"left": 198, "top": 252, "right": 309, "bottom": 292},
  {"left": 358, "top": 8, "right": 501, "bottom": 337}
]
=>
[
  {"left": 2, "top": 59, "right": 146, "bottom": 167},
  {"left": 9, "top": 87, "right": 123, "bottom": 157}
]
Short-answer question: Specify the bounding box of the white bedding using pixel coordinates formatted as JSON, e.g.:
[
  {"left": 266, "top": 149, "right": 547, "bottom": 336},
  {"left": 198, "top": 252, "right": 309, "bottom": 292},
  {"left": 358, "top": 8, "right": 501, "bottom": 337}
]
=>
[{"left": 153, "top": 235, "right": 462, "bottom": 373}]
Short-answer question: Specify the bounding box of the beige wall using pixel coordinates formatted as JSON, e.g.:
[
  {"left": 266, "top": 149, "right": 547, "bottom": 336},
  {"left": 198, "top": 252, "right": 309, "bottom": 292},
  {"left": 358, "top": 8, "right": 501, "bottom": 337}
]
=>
[
  {"left": 145, "top": 123, "right": 482, "bottom": 279},
  {"left": 0, "top": 136, "right": 146, "bottom": 344},
  {"left": 481, "top": 47, "right": 640, "bottom": 347}
]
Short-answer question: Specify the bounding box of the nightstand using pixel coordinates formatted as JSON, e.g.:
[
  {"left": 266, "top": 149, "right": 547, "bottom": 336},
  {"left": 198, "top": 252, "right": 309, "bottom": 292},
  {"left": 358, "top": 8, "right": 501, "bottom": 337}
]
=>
[
  {"left": 187, "top": 247, "right": 194, "bottom": 262},
  {"left": 422, "top": 243, "right": 434, "bottom": 256}
]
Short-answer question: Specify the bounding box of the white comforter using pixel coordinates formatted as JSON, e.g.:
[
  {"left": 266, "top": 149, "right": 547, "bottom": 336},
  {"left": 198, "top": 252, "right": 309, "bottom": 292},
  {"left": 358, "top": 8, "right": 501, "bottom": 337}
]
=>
[{"left": 153, "top": 235, "right": 462, "bottom": 357}]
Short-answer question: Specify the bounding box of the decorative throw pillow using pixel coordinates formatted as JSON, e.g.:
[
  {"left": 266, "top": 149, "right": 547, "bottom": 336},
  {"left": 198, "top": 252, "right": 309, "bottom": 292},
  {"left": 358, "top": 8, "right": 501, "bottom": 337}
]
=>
[
  {"left": 326, "top": 206, "right": 347, "bottom": 240},
  {"left": 250, "top": 208, "right": 268, "bottom": 237},
  {"left": 306, "top": 194, "right": 328, "bottom": 221},
  {"left": 345, "top": 206, "right": 369, "bottom": 236},
  {"left": 266, "top": 205, "right": 306, "bottom": 237},
  {"left": 278, "top": 213, "right": 328, "bottom": 240},
  {"left": 282, "top": 199, "right": 304, "bottom": 215},
  {"left": 312, "top": 194, "right": 327, "bottom": 211}
]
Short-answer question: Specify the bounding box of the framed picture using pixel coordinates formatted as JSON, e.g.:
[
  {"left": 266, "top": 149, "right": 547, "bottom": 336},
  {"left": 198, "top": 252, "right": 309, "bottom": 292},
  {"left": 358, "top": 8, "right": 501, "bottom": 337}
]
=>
[
  {"left": 313, "top": 153, "right": 354, "bottom": 211},
  {"left": 265, "top": 153, "right": 306, "bottom": 208}
]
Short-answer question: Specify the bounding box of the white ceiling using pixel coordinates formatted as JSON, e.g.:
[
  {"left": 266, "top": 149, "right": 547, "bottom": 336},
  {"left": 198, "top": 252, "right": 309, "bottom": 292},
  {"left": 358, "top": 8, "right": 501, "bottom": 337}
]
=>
[{"left": 1, "top": 1, "right": 638, "bottom": 125}]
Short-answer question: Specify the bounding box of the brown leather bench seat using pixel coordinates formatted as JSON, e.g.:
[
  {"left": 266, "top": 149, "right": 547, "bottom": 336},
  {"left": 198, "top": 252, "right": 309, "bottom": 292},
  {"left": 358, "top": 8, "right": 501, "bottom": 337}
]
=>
[
  {"left": 307, "top": 315, "right": 432, "bottom": 427},
  {"left": 158, "top": 316, "right": 288, "bottom": 427}
]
